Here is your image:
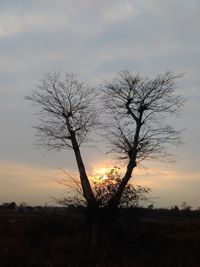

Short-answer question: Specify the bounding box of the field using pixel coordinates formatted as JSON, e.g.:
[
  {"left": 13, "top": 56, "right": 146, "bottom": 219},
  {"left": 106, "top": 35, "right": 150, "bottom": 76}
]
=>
[{"left": 0, "top": 208, "right": 200, "bottom": 267}]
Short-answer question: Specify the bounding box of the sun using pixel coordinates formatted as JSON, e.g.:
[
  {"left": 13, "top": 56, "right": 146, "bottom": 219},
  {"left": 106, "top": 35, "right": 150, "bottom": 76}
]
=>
[
  {"left": 92, "top": 167, "right": 111, "bottom": 176},
  {"left": 89, "top": 166, "right": 112, "bottom": 184},
  {"left": 89, "top": 165, "right": 122, "bottom": 185}
]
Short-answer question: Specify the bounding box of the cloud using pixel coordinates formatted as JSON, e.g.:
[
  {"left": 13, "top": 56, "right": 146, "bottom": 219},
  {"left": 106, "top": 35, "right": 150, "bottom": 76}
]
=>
[
  {"left": 0, "top": 161, "right": 76, "bottom": 205},
  {"left": 133, "top": 166, "right": 200, "bottom": 208},
  {"left": 0, "top": 0, "right": 138, "bottom": 39},
  {"left": 1, "top": 0, "right": 200, "bottom": 79},
  {"left": 0, "top": 12, "right": 63, "bottom": 38}
]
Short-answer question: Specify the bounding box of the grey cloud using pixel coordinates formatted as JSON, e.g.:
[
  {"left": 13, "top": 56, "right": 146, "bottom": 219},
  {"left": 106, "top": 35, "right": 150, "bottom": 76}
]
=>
[{"left": 0, "top": 0, "right": 138, "bottom": 39}]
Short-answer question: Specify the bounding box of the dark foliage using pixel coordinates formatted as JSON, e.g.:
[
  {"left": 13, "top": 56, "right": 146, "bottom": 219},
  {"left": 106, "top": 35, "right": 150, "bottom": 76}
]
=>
[
  {"left": 54, "top": 167, "right": 151, "bottom": 209},
  {"left": 93, "top": 167, "right": 151, "bottom": 208}
]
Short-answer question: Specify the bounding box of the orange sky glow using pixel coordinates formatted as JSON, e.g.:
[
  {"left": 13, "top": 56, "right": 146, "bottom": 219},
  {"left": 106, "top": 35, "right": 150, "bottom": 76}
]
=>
[{"left": 1, "top": 160, "right": 200, "bottom": 209}]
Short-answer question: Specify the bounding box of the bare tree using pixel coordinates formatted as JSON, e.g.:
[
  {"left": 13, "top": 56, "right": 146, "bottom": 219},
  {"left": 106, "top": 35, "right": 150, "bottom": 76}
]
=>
[
  {"left": 26, "top": 72, "right": 98, "bottom": 210},
  {"left": 26, "top": 70, "right": 184, "bottom": 214},
  {"left": 102, "top": 71, "right": 184, "bottom": 209}
]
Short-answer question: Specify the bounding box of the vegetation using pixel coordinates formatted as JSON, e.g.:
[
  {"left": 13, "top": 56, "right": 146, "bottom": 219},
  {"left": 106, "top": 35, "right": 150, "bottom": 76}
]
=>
[{"left": 55, "top": 166, "right": 151, "bottom": 208}]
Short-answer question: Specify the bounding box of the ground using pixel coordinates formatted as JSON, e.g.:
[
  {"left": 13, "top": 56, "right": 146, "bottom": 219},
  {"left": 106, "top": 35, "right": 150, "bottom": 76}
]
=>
[{"left": 0, "top": 207, "right": 200, "bottom": 267}]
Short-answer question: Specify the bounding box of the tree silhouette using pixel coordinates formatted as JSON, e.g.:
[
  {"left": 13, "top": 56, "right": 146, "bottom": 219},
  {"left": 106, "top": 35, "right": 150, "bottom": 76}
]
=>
[
  {"left": 26, "top": 71, "right": 184, "bottom": 214},
  {"left": 26, "top": 72, "right": 98, "bottom": 211},
  {"left": 102, "top": 71, "right": 184, "bottom": 209}
]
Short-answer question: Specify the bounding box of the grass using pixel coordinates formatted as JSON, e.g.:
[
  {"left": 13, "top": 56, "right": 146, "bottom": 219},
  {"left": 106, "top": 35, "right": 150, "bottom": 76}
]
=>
[{"left": 0, "top": 208, "right": 200, "bottom": 266}]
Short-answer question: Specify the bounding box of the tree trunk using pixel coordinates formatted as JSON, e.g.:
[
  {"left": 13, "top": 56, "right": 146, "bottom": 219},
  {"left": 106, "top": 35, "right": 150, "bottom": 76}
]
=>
[
  {"left": 64, "top": 114, "right": 97, "bottom": 209},
  {"left": 108, "top": 112, "right": 143, "bottom": 210},
  {"left": 107, "top": 160, "right": 136, "bottom": 210},
  {"left": 74, "top": 146, "right": 97, "bottom": 209}
]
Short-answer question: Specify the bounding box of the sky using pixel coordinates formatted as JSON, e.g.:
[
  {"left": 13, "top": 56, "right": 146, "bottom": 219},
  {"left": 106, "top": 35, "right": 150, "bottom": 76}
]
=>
[{"left": 0, "top": 0, "right": 200, "bottom": 208}]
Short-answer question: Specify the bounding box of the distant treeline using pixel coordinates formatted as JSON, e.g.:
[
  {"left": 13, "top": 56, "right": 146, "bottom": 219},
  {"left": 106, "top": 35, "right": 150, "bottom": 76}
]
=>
[{"left": 1, "top": 201, "right": 200, "bottom": 217}]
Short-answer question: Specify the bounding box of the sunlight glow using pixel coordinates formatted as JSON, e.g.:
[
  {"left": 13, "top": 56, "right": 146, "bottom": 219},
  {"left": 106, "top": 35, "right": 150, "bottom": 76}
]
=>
[
  {"left": 92, "top": 167, "right": 111, "bottom": 177},
  {"left": 89, "top": 166, "right": 113, "bottom": 184}
]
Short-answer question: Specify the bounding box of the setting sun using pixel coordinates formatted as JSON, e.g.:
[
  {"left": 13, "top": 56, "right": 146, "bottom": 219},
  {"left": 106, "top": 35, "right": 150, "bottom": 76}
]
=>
[
  {"left": 92, "top": 167, "right": 111, "bottom": 177},
  {"left": 89, "top": 165, "right": 123, "bottom": 185},
  {"left": 89, "top": 166, "right": 116, "bottom": 184}
]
